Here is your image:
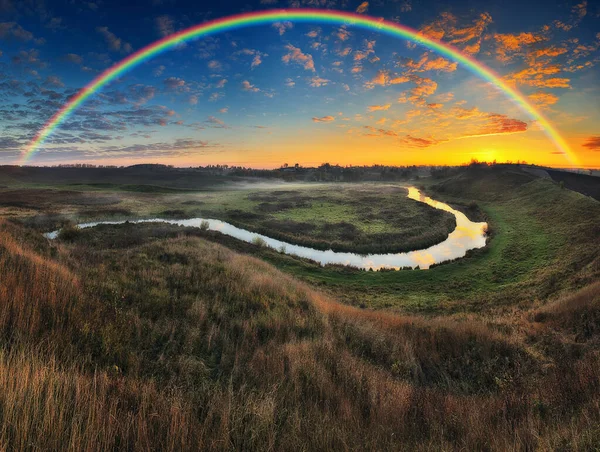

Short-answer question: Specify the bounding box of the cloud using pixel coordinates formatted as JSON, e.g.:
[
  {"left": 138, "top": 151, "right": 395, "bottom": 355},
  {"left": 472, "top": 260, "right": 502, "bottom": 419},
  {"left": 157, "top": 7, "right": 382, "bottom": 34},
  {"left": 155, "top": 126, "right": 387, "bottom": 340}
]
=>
[
  {"left": 422, "top": 56, "right": 458, "bottom": 72},
  {"left": 493, "top": 31, "right": 546, "bottom": 62},
  {"left": 365, "top": 70, "right": 410, "bottom": 88},
  {"left": 155, "top": 15, "right": 175, "bottom": 37},
  {"left": 272, "top": 21, "right": 292, "bottom": 35},
  {"left": 481, "top": 114, "right": 528, "bottom": 134},
  {"left": 0, "top": 22, "right": 39, "bottom": 42},
  {"left": 205, "top": 116, "right": 227, "bottom": 128},
  {"left": 309, "top": 76, "right": 330, "bottom": 87},
  {"left": 285, "top": 78, "right": 295, "bottom": 87},
  {"left": 408, "top": 76, "right": 438, "bottom": 104},
  {"left": 399, "top": 53, "right": 458, "bottom": 73},
  {"left": 219, "top": 107, "right": 228, "bottom": 113},
  {"left": 367, "top": 104, "right": 391, "bottom": 112},
  {"left": 100, "top": 139, "right": 216, "bottom": 158},
  {"left": 403, "top": 135, "right": 444, "bottom": 147},
  {"left": 242, "top": 80, "right": 260, "bottom": 92},
  {"left": 282, "top": 45, "right": 315, "bottom": 72},
  {"left": 163, "top": 77, "right": 185, "bottom": 89},
  {"left": 153, "top": 65, "right": 166, "bottom": 77},
  {"left": 312, "top": 116, "right": 335, "bottom": 122},
  {"left": 337, "top": 47, "right": 352, "bottom": 57},
  {"left": 96, "top": 26, "right": 132, "bottom": 53},
  {"left": 335, "top": 27, "right": 350, "bottom": 41},
  {"left": 362, "top": 126, "right": 397, "bottom": 137},
  {"left": 528, "top": 91, "right": 559, "bottom": 108},
  {"left": 399, "top": 0, "right": 412, "bottom": 12},
  {"left": 356, "top": 1, "right": 368, "bottom": 13},
  {"left": 43, "top": 76, "right": 64, "bottom": 88},
  {"left": 208, "top": 60, "right": 222, "bottom": 71},
  {"left": 306, "top": 30, "right": 319, "bottom": 38},
  {"left": 251, "top": 55, "right": 262, "bottom": 69},
  {"left": 418, "top": 11, "right": 492, "bottom": 55},
  {"left": 215, "top": 78, "right": 227, "bottom": 88},
  {"left": 189, "top": 95, "right": 198, "bottom": 105},
  {"left": 63, "top": 53, "right": 83, "bottom": 65},
  {"left": 11, "top": 49, "right": 46, "bottom": 68},
  {"left": 235, "top": 48, "right": 268, "bottom": 69},
  {"left": 583, "top": 136, "right": 600, "bottom": 150}
]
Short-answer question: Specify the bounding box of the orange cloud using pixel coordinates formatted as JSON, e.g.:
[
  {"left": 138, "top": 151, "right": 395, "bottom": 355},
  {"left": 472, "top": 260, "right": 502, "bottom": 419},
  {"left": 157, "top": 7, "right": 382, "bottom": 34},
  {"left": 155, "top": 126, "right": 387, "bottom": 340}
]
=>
[
  {"left": 367, "top": 104, "right": 391, "bottom": 112},
  {"left": 528, "top": 91, "right": 559, "bottom": 108},
  {"left": 408, "top": 76, "right": 438, "bottom": 104},
  {"left": 399, "top": 53, "right": 457, "bottom": 73},
  {"left": 365, "top": 70, "right": 410, "bottom": 88},
  {"left": 312, "top": 116, "right": 335, "bottom": 123},
  {"left": 282, "top": 45, "right": 315, "bottom": 72},
  {"left": 403, "top": 135, "right": 444, "bottom": 147},
  {"left": 337, "top": 47, "right": 352, "bottom": 57},
  {"left": 336, "top": 27, "right": 350, "bottom": 41},
  {"left": 481, "top": 114, "right": 528, "bottom": 135},
  {"left": 356, "top": 1, "right": 369, "bottom": 13},
  {"left": 363, "top": 126, "right": 398, "bottom": 137},
  {"left": 583, "top": 136, "right": 600, "bottom": 150},
  {"left": 309, "top": 76, "right": 330, "bottom": 87},
  {"left": 418, "top": 11, "right": 491, "bottom": 55}
]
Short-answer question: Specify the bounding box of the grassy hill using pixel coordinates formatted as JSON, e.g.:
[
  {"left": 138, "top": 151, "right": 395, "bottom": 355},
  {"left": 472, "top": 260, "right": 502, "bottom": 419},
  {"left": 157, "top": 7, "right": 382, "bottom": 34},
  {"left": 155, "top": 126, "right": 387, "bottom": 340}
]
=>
[
  {"left": 1, "top": 205, "right": 600, "bottom": 449},
  {"left": 0, "top": 165, "right": 599, "bottom": 449}
]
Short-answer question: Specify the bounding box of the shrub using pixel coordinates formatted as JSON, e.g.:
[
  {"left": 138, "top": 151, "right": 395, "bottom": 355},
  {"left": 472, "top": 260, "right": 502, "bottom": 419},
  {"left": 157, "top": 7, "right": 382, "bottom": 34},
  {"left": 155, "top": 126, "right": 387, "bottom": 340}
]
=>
[
  {"left": 57, "top": 223, "right": 81, "bottom": 241},
  {"left": 252, "top": 236, "right": 267, "bottom": 247},
  {"left": 199, "top": 220, "right": 210, "bottom": 231}
]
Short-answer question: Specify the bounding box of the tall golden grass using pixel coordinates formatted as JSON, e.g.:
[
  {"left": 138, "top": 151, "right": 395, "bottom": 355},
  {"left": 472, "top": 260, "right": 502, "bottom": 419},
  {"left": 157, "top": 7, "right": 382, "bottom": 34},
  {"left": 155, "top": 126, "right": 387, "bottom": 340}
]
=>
[{"left": 0, "top": 219, "right": 599, "bottom": 450}]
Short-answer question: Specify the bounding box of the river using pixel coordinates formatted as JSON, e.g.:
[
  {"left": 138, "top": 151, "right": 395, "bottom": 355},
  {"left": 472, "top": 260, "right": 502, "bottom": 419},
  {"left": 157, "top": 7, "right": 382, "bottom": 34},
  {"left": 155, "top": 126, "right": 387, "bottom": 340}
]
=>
[{"left": 45, "top": 186, "right": 488, "bottom": 270}]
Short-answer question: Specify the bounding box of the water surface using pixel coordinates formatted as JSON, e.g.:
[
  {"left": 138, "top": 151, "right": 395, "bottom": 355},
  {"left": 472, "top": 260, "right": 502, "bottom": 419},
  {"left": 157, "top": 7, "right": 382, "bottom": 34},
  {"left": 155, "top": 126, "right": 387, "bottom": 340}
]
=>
[{"left": 45, "top": 186, "right": 487, "bottom": 270}]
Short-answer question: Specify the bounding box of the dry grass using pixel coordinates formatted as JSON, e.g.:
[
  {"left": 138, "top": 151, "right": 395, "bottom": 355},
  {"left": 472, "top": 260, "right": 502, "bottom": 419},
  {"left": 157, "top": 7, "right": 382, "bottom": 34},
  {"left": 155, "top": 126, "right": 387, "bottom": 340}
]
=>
[{"left": 0, "top": 219, "right": 599, "bottom": 450}]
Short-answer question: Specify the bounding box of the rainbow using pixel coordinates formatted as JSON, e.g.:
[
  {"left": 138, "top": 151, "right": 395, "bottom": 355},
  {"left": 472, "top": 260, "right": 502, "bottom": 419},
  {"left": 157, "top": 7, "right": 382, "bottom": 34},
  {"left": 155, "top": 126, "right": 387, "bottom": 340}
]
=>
[{"left": 20, "top": 9, "right": 578, "bottom": 165}]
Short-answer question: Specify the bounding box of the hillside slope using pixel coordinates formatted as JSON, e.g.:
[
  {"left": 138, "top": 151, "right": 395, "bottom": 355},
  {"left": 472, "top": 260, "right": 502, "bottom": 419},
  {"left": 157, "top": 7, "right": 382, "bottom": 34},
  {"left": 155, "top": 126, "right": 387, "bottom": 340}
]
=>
[{"left": 0, "top": 218, "right": 599, "bottom": 450}]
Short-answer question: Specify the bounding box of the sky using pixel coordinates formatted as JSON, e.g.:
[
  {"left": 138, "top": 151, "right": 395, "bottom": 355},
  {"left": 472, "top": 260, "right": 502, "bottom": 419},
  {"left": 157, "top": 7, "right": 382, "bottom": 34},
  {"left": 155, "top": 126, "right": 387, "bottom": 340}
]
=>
[{"left": 0, "top": 0, "right": 599, "bottom": 168}]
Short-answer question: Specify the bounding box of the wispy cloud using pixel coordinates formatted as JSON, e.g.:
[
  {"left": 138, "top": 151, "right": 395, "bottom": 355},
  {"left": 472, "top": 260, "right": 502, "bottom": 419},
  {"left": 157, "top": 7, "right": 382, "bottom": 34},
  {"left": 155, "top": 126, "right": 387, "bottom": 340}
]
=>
[
  {"left": 367, "top": 104, "right": 391, "bottom": 112},
  {"left": 312, "top": 116, "right": 335, "bottom": 122},
  {"left": 96, "top": 26, "right": 132, "bottom": 53},
  {"left": 272, "top": 21, "right": 293, "bottom": 35}
]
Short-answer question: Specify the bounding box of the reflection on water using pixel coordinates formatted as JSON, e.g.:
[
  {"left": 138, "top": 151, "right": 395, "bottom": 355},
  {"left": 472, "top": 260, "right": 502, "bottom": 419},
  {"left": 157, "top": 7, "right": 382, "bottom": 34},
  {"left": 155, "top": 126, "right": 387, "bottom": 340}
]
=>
[{"left": 45, "top": 187, "right": 488, "bottom": 270}]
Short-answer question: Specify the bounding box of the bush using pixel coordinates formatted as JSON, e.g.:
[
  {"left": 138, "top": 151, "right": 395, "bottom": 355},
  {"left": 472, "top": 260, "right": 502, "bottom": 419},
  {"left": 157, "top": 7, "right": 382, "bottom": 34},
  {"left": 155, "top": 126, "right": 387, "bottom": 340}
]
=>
[
  {"left": 252, "top": 236, "right": 267, "bottom": 247},
  {"left": 199, "top": 220, "right": 210, "bottom": 231},
  {"left": 57, "top": 223, "right": 81, "bottom": 241}
]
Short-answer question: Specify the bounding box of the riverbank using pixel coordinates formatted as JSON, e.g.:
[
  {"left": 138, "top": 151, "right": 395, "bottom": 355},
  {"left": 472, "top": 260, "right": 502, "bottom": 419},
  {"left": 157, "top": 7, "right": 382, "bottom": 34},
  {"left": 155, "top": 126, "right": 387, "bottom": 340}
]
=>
[{"left": 46, "top": 187, "right": 487, "bottom": 270}]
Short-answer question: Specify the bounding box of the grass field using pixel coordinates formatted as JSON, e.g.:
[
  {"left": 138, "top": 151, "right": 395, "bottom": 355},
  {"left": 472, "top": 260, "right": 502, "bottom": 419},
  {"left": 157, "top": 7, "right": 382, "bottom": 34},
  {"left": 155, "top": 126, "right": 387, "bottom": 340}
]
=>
[
  {"left": 0, "top": 178, "right": 456, "bottom": 254},
  {"left": 0, "top": 164, "right": 599, "bottom": 449}
]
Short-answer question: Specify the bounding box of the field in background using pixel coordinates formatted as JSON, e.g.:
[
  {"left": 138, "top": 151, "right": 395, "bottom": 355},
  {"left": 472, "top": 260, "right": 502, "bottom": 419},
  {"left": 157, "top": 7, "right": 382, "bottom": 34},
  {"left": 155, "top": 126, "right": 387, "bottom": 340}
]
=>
[{"left": 0, "top": 164, "right": 599, "bottom": 450}]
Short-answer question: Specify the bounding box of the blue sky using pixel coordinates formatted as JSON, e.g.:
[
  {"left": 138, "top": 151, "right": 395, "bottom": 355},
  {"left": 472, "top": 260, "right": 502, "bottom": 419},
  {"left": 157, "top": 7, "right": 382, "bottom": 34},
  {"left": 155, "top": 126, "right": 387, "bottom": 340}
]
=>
[{"left": 0, "top": 0, "right": 599, "bottom": 167}]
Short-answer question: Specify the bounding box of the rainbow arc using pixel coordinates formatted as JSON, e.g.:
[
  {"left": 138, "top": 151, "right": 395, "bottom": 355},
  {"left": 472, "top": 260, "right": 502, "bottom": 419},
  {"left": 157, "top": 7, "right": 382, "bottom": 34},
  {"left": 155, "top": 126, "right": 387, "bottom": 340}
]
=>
[{"left": 20, "top": 9, "right": 578, "bottom": 166}]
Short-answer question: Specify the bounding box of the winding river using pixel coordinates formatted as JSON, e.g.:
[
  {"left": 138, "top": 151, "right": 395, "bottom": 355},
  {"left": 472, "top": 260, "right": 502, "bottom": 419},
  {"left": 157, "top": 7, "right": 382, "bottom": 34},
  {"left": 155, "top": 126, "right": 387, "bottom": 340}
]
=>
[{"left": 45, "top": 187, "right": 488, "bottom": 270}]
